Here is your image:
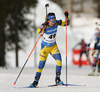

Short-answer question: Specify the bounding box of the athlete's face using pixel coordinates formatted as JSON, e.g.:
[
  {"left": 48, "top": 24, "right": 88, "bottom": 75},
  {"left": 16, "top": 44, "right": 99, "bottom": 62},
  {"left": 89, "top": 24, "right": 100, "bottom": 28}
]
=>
[
  {"left": 49, "top": 19, "right": 56, "bottom": 27},
  {"left": 96, "top": 28, "right": 99, "bottom": 32}
]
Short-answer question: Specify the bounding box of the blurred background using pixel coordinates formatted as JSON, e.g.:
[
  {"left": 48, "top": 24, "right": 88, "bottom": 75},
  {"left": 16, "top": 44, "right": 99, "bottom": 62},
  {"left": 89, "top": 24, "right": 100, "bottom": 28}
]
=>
[{"left": 0, "top": 0, "right": 100, "bottom": 68}]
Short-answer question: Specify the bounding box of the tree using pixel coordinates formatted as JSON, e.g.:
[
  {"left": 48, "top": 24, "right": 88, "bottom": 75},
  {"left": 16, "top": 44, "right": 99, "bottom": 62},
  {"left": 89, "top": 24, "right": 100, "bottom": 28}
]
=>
[
  {"left": 93, "top": 0, "right": 100, "bottom": 18},
  {"left": 0, "top": 0, "right": 38, "bottom": 67},
  {"left": 0, "top": 0, "right": 10, "bottom": 67}
]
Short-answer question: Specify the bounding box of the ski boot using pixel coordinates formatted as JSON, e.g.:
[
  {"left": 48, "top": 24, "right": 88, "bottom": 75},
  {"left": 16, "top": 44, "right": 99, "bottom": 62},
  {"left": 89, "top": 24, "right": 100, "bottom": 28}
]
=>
[
  {"left": 95, "top": 70, "right": 100, "bottom": 76},
  {"left": 95, "top": 72, "right": 100, "bottom": 76},
  {"left": 88, "top": 68, "right": 95, "bottom": 76},
  {"left": 55, "top": 73, "right": 63, "bottom": 85},
  {"left": 29, "top": 77, "right": 39, "bottom": 88}
]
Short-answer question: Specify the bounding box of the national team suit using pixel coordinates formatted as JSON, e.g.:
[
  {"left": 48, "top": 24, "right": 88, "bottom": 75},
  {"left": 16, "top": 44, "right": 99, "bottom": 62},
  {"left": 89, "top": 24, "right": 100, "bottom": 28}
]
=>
[
  {"left": 35, "top": 19, "right": 70, "bottom": 78},
  {"left": 29, "top": 12, "right": 70, "bottom": 87}
]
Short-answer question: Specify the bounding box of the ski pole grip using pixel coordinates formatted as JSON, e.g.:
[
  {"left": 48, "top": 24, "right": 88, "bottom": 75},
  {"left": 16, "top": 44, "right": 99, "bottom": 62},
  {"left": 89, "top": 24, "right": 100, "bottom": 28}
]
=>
[
  {"left": 45, "top": 3, "right": 49, "bottom": 7},
  {"left": 65, "top": 10, "right": 69, "bottom": 18}
]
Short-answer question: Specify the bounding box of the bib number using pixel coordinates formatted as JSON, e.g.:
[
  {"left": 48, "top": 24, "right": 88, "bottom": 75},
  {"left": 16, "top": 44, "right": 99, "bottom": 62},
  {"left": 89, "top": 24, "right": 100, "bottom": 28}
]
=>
[{"left": 49, "top": 33, "right": 56, "bottom": 39}]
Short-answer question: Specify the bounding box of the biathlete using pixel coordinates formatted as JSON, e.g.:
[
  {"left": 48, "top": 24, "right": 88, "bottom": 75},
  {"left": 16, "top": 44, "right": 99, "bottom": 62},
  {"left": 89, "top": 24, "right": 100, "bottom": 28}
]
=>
[
  {"left": 87, "top": 27, "right": 100, "bottom": 76},
  {"left": 29, "top": 11, "right": 70, "bottom": 87},
  {"left": 73, "top": 39, "right": 90, "bottom": 67}
]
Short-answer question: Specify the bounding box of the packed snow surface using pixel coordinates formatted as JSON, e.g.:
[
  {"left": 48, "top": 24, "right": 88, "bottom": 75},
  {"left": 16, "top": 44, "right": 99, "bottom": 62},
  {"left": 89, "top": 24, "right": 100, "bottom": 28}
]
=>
[{"left": 0, "top": 66, "right": 100, "bottom": 92}]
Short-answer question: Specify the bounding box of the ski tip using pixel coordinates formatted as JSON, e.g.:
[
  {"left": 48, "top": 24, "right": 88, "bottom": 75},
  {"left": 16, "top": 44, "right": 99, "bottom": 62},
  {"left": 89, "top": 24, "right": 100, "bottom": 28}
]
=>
[{"left": 14, "top": 82, "right": 16, "bottom": 85}]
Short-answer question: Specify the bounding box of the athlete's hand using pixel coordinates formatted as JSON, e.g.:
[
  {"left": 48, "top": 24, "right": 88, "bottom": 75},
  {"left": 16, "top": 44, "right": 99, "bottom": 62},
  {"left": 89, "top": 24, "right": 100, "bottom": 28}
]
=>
[
  {"left": 45, "top": 21, "right": 49, "bottom": 25},
  {"left": 41, "top": 21, "right": 48, "bottom": 29},
  {"left": 64, "top": 11, "right": 69, "bottom": 18}
]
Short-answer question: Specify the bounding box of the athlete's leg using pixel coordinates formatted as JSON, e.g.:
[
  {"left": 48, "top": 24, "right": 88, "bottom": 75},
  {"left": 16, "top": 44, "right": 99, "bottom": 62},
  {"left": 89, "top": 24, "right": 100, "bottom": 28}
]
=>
[
  {"left": 79, "top": 51, "right": 83, "bottom": 67},
  {"left": 97, "top": 51, "right": 100, "bottom": 73},
  {"left": 50, "top": 44, "right": 62, "bottom": 74},
  {"left": 88, "top": 52, "right": 99, "bottom": 76},
  {"left": 98, "top": 59, "right": 100, "bottom": 72},
  {"left": 93, "top": 50, "right": 99, "bottom": 67},
  {"left": 35, "top": 44, "right": 50, "bottom": 78},
  {"left": 50, "top": 44, "right": 63, "bottom": 84},
  {"left": 92, "top": 50, "right": 99, "bottom": 72},
  {"left": 85, "top": 51, "right": 91, "bottom": 65},
  {"left": 30, "top": 44, "right": 51, "bottom": 87}
]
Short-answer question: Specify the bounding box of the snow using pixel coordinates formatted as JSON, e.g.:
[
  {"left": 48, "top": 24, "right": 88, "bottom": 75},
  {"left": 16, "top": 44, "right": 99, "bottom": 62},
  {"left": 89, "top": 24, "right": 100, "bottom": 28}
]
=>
[
  {"left": 0, "top": 66, "right": 100, "bottom": 92},
  {"left": 1, "top": 0, "right": 100, "bottom": 91}
]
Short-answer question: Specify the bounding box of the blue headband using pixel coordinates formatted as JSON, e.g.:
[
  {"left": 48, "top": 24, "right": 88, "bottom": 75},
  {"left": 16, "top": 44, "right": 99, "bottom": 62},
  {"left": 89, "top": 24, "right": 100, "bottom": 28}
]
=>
[{"left": 48, "top": 15, "right": 56, "bottom": 20}]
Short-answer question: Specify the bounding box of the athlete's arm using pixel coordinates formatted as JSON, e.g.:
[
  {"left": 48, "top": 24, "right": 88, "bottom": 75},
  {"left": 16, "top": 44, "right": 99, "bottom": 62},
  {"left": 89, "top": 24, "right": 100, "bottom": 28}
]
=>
[
  {"left": 56, "top": 19, "right": 70, "bottom": 26},
  {"left": 37, "top": 23, "right": 46, "bottom": 34}
]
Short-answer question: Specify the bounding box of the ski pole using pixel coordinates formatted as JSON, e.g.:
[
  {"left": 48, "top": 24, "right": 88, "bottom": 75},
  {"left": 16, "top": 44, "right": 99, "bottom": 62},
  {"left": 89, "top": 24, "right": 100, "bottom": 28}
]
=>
[
  {"left": 45, "top": 3, "right": 49, "bottom": 16},
  {"left": 65, "top": 10, "right": 68, "bottom": 84},
  {"left": 14, "top": 29, "right": 45, "bottom": 85},
  {"left": 14, "top": 4, "right": 49, "bottom": 85}
]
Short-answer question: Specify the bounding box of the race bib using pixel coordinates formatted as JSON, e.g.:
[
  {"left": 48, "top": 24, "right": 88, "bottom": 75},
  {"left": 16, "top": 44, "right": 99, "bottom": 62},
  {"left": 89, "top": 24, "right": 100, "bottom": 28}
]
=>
[{"left": 43, "top": 33, "right": 56, "bottom": 43}]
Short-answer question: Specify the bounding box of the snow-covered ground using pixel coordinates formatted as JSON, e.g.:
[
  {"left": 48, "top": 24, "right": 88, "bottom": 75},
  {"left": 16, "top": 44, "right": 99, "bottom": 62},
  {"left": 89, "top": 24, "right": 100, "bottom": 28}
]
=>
[
  {"left": 0, "top": 66, "right": 100, "bottom": 92},
  {"left": 1, "top": 0, "right": 100, "bottom": 92}
]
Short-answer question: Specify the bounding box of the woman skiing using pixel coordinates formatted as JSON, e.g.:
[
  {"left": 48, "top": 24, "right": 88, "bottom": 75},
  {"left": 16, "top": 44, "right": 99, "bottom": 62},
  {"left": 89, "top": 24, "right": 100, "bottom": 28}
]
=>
[{"left": 29, "top": 11, "right": 70, "bottom": 87}]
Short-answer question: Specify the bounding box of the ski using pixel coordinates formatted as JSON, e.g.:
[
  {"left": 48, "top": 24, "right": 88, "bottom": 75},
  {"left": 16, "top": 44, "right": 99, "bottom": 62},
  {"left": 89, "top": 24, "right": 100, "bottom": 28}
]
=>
[
  {"left": 88, "top": 74, "right": 95, "bottom": 76},
  {"left": 48, "top": 84, "right": 58, "bottom": 87},
  {"left": 48, "top": 83, "right": 86, "bottom": 87},
  {"left": 14, "top": 86, "right": 38, "bottom": 88},
  {"left": 88, "top": 73, "right": 100, "bottom": 76},
  {"left": 14, "top": 83, "right": 86, "bottom": 88}
]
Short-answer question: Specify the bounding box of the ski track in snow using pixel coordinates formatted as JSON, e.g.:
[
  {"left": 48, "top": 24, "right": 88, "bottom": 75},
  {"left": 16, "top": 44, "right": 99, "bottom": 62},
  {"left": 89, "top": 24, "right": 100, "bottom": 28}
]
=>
[{"left": 0, "top": 66, "right": 100, "bottom": 92}]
